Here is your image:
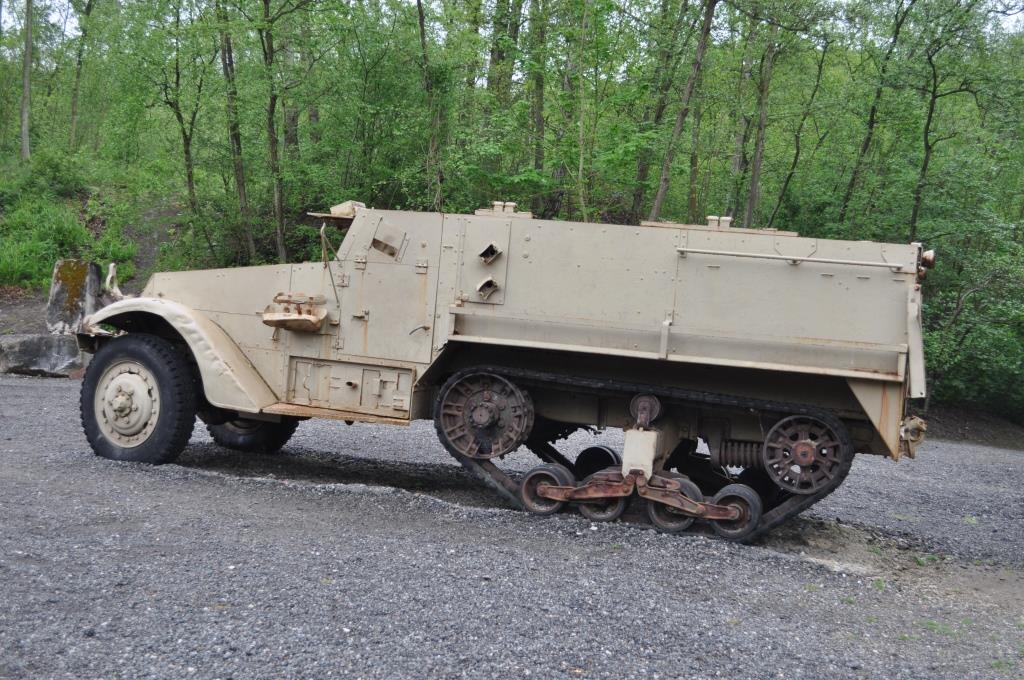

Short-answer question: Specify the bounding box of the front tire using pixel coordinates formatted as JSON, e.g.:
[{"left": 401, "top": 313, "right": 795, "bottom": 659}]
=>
[
  {"left": 80, "top": 334, "right": 197, "bottom": 464},
  {"left": 206, "top": 418, "right": 299, "bottom": 454}
]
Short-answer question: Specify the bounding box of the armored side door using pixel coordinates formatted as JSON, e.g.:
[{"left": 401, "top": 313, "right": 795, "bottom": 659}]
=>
[
  {"left": 281, "top": 211, "right": 442, "bottom": 419},
  {"left": 337, "top": 211, "right": 442, "bottom": 364}
]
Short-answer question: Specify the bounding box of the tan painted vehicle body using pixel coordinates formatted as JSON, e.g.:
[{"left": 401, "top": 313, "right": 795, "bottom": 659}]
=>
[{"left": 79, "top": 202, "right": 929, "bottom": 538}]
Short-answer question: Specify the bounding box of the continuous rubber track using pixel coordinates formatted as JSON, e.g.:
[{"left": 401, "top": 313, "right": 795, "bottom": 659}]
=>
[{"left": 433, "top": 365, "right": 858, "bottom": 540}]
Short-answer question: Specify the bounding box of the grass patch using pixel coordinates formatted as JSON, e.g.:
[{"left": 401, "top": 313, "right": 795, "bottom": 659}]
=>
[
  {"left": 991, "top": 659, "right": 1015, "bottom": 673},
  {"left": 920, "top": 620, "right": 955, "bottom": 636},
  {"left": 872, "top": 579, "right": 887, "bottom": 592}
]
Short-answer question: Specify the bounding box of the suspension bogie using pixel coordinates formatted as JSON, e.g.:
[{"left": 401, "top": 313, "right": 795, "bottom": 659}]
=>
[{"left": 432, "top": 365, "right": 856, "bottom": 542}]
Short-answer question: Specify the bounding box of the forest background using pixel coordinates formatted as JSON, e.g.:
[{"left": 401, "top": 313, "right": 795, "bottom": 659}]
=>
[{"left": 0, "top": 0, "right": 1022, "bottom": 419}]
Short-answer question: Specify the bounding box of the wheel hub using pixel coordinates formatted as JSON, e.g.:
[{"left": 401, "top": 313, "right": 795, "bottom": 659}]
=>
[
  {"left": 761, "top": 415, "right": 844, "bottom": 495},
  {"left": 437, "top": 371, "right": 534, "bottom": 460},
  {"left": 94, "top": 361, "right": 160, "bottom": 447},
  {"left": 470, "top": 401, "right": 499, "bottom": 428},
  {"left": 791, "top": 441, "right": 816, "bottom": 466}
]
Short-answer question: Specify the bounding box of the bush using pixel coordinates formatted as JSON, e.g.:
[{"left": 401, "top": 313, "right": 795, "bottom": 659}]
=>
[
  {"left": 0, "top": 195, "right": 135, "bottom": 289},
  {"left": 0, "top": 152, "right": 87, "bottom": 212},
  {"left": 26, "top": 150, "right": 87, "bottom": 198}
]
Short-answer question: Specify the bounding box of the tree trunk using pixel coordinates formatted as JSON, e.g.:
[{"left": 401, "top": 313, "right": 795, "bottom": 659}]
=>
[
  {"left": 171, "top": 104, "right": 215, "bottom": 259},
  {"left": 631, "top": 0, "right": 692, "bottom": 221},
  {"left": 741, "top": 24, "right": 779, "bottom": 230},
  {"left": 463, "top": 0, "right": 484, "bottom": 89},
  {"left": 908, "top": 53, "right": 939, "bottom": 243},
  {"left": 575, "top": 0, "right": 592, "bottom": 221},
  {"left": 541, "top": 66, "right": 572, "bottom": 219},
  {"left": 768, "top": 40, "right": 827, "bottom": 229},
  {"left": 486, "top": 0, "right": 525, "bottom": 99},
  {"left": 284, "top": 102, "right": 300, "bottom": 154},
  {"left": 267, "top": 89, "right": 286, "bottom": 262},
  {"left": 300, "top": 25, "right": 320, "bottom": 145},
  {"left": 726, "top": 21, "right": 758, "bottom": 218},
  {"left": 308, "top": 105, "right": 320, "bottom": 144},
  {"left": 69, "top": 0, "right": 94, "bottom": 151},
  {"left": 260, "top": 0, "right": 287, "bottom": 263},
  {"left": 647, "top": 0, "right": 718, "bottom": 223},
  {"left": 838, "top": 0, "right": 916, "bottom": 225},
  {"left": 528, "top": 0, "right": 546, "bottom": 215},
  {"left": 20, "top": 0, "right": 32, "bottom": 161},
  {"left": 687, "top": 95, "right": 702, "bottom": 223},
  {"left": 486, "top": 0, "right": 510, "bottom": 93},
  {"left": 216, "top": 0, "right": 255, "bottom": 260},
  {"left": 417, "top": 0, "right": 444, "bottom": 210},
  {"left": 282, "top": 41, "right": 299, "bottom": 156},
  {"left": 180, "top": 128, "right": 198, "bottom": 214}
]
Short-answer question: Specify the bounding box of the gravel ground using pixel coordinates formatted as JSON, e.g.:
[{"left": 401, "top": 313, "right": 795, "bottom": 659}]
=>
[{"left": 1, "top": 374, "right": 1023, "bottom": 679}]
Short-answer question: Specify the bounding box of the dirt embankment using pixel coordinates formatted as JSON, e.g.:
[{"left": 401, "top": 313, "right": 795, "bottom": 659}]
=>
[
  {"left": 924, "top": 404, "right": 1024, "bottom": 451},
  {"left": 0, "top": 287, "right": 48, "bottom": 335}
]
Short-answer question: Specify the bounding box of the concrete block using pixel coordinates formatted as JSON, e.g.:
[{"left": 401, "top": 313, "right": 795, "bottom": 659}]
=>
[{"left": 0, "top": 334, "right": 83, "bottom": 377}]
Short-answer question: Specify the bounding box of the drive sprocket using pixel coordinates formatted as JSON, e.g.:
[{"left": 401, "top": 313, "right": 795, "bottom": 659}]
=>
[{"left": 435, "top": 370, "right": 535, "bottom": 460}]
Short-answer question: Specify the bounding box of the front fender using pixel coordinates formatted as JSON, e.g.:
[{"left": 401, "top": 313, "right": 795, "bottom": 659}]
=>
[{"left": 81, "top": 297, "right": 277, "bottom": 413}]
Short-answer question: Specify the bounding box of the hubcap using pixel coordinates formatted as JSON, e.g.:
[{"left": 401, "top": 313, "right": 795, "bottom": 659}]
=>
[{"left": 94, "top": 360, "right": 160, "bottom": 448}]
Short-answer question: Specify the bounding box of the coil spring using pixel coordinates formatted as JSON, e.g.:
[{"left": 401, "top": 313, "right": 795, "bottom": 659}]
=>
[{"left": 710, "top": 439, "right": 763, "bottom": 469}]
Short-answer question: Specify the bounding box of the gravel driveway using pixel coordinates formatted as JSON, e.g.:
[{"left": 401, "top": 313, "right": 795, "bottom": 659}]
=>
[{"left": 1, "top": 374, "right": 1022, "bottom": 679}]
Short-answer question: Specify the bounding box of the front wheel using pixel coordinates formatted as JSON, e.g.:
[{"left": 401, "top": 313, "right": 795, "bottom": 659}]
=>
[
  {"left": 80, "top": 334, "right": 197, "bottom": 464},
  {"left": 206, "top": 418, "right": 299, "bottom": 454}
]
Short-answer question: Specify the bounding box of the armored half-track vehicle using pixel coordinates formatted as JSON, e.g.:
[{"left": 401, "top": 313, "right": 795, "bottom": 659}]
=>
[{"left": 78, "top": 201, "right": 931, "bottom": 540}]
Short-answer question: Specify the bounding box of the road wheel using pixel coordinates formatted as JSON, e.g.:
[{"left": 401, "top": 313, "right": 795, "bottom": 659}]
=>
[
  {"left": 574, "top": 445, "right": 621, "bottom": 480},
  {"left": 80, "top": 334, "right": 197, "bottom": 464},
  {"left": 710, "top": 484, "right": 763, "bottom": 541},
  {"left": 207, "top": 418, "right": 299, "bottom": 454},
  {"left": 647, "top": 476, "right": 703, "bottom": 534},
  {"left": 578, "top": 472, "right": 629, "bottom": 523},
  {"left": 519, "top": 463, "right": 574, "bottom": 515}
]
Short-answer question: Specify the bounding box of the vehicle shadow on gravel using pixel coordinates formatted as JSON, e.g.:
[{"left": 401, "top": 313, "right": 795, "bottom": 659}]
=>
[
  {"left": 175, "top": 443, "right": 504, "bottom": 509},
  {"left": 172, "top": 442, "right": 916, "bottom": 562}
]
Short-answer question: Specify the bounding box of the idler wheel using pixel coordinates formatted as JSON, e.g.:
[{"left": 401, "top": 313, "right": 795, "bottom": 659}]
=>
[
  {"left": 761, "top": 415, "right": 847, "bottom": 495},
  {"left": 435, "top": 371, "right": 534, "bottom": 460},
  {"left": 646, "top": 477, "right": 703, "bottom": 534},
  {"left": 710, "top": 484, "right": 763, "bottom": 541},
  {"left": 574, "top": 445, "right": 621, "bottom": 480},
  {"left": 577, "top": 473, "right": 629, "bottom": 523},
  {"left": 519, "top": 463, "right": 575, "bottom": 515}
]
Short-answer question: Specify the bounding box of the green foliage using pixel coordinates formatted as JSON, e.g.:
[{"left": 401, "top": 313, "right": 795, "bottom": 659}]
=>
[
  {"left": 1, "top": 0, "right": 1022, "bottom": 419},
  {"left": 0, "top": 159, "right": 136, "bottom": 288},
  {"left": 0, "top": 198, "right": 92, "bottom": 287}
]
